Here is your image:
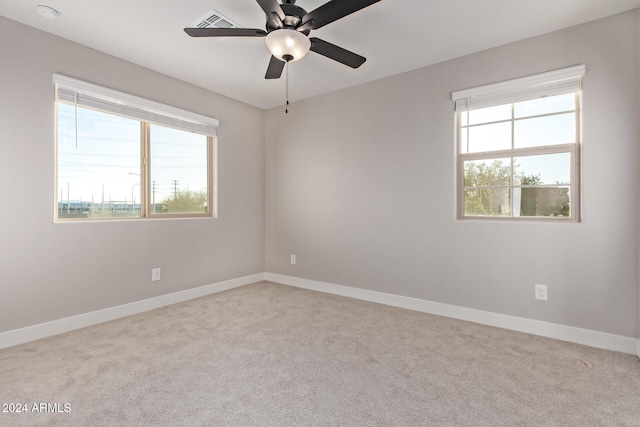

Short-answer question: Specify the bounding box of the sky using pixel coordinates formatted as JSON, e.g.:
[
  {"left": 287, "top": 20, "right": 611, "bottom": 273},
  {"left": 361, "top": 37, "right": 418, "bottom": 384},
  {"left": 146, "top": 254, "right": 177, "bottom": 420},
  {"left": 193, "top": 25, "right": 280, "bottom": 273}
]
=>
[
  {"left": 460, "top": 93, "right": 576, "bottom": 186},
  {"left": 57, "top": 103, "right": 208, "bottom": 205}
]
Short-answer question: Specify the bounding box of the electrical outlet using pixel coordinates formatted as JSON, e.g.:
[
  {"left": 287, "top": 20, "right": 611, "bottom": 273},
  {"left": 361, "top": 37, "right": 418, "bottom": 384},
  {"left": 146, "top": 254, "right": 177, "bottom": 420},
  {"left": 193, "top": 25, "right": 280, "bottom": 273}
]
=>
[
  {"left": 535, "top": 284, "right": 547, "bottom": 301},
  {"left": 152, "top": 268, "right": 162, "bottom": 282},
  {"left": 290, "top": 254, "right": 296, "bottom": 265}
]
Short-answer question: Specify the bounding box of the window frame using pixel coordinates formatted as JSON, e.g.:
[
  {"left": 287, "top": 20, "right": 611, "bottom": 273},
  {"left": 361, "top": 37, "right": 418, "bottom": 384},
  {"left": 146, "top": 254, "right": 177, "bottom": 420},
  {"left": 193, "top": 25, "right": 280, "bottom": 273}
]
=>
[
  {"left": 53, "top": 75, "right": 218, "bottom": 222},
  {"left": 453, "top": 66, "right": 584, "bottom": 222},
  {"left": 142, "top": 122, "right": 216, "bottom": 220}
]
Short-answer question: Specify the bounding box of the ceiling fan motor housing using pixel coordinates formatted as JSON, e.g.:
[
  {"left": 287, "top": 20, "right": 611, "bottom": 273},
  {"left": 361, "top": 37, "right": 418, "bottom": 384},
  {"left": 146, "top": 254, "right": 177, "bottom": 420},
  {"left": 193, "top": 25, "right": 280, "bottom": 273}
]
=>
[{"left": 266, "top": 3, "right": 310, "bottom": 34}]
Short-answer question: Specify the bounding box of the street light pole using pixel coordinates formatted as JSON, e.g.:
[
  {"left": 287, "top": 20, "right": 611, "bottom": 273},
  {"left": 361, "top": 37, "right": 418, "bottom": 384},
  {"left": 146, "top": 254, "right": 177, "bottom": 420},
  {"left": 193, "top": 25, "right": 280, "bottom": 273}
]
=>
[
  {"left": 132, "top": 183, "right": 139, "bottom": 212},
  {"left": 129, "top": 172, "right": 140, "bottom": 214}
]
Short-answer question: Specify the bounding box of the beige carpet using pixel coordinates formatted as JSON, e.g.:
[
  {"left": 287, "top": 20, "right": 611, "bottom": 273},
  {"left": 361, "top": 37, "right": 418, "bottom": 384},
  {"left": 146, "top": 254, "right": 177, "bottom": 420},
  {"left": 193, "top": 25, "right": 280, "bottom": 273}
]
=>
[{"left": 1, "top": 281, "right": 639, "bottom": 426}]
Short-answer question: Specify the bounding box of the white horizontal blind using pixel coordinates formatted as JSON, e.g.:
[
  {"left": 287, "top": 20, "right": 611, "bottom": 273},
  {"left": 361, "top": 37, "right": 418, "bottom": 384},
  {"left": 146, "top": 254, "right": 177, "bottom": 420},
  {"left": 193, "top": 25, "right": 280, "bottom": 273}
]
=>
[
  {"left": 452, "top": 64, "right": 585, "bottom": 111},
  {"left": 53, "top": 74, "right": 219, "bottom": 136}
]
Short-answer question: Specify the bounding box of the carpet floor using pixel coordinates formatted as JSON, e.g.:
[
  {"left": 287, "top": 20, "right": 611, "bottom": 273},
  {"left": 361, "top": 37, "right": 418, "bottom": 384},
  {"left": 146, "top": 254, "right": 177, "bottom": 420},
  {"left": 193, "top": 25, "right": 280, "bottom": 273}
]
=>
[{"left": 1, "top": 281, "right": 639, "bottom": 426}]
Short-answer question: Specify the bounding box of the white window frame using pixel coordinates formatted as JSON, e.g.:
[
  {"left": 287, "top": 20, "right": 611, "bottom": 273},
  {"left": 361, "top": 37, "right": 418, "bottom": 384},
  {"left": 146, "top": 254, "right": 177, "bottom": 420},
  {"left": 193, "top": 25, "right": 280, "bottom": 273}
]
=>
[
  {"left": 53, "top": 74, "right": 219, "bottom": 221},
  {"left": 452, "top": 65, "right": 584, "bottom": 221}
]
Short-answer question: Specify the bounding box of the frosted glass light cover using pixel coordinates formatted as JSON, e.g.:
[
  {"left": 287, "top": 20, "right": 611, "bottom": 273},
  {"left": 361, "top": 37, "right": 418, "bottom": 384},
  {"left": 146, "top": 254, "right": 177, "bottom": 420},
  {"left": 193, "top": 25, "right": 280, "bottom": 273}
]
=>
[{"left": 265, "top": 29, "right": 311, "bottom": 62}]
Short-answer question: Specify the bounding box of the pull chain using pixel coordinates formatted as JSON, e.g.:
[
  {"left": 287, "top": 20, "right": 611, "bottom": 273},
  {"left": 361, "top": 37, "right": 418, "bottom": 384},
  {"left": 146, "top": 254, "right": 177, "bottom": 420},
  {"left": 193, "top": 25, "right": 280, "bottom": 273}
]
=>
[
  {"left": 282, "top": 54, "right": 293, "bottom": 114},
  {"left": 285, "top": 60, "right": 289, "bottom": 114}
]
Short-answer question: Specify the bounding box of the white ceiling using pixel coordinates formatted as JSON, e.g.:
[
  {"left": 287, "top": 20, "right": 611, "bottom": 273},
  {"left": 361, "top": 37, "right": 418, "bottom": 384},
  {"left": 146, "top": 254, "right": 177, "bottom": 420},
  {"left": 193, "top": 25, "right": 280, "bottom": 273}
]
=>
[{"left": 1, "top": 0, "right": 638, "bottom": 109}]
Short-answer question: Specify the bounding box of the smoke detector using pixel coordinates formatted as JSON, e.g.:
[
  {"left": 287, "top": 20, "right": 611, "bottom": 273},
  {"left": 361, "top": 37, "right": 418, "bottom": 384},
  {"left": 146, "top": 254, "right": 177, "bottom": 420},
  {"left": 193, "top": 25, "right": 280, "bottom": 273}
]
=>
[{"left": 37, "top": 4, "right": 60, "bottom": 19}]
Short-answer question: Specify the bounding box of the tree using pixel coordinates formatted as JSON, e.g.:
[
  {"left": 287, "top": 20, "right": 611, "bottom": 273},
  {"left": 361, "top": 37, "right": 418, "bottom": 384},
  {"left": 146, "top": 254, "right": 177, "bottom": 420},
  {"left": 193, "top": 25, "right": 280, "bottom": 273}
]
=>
[
  {"left": 464, "top": 163, "right": 570, "bottom": 217},
  {"left": 463, "top": 160, "right": 511, "bottom": 216},
  {"left": 160, "top": 190, "right": 207, "bottom": 213}
]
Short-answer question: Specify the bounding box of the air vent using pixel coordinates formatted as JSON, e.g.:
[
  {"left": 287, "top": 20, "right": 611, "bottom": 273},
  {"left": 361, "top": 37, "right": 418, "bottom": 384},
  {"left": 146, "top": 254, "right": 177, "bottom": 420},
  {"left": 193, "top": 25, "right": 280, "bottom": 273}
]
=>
[{"left": 192, "top": 10, "right": 239, "bottom": 30}]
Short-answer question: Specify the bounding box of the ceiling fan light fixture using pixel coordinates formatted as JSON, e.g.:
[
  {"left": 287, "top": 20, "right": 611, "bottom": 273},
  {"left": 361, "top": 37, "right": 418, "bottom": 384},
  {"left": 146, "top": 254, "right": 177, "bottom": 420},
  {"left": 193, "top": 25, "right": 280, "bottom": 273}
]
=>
[{"left": 265, "top": 29, "right": 310, "bottom": 62}]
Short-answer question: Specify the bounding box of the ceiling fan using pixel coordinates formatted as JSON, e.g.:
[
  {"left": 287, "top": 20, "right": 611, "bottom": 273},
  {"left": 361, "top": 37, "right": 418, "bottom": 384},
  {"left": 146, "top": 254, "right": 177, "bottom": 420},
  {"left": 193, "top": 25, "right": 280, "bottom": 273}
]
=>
[{"left": 184, "top": 0, "right": 381, "bottom": 80}]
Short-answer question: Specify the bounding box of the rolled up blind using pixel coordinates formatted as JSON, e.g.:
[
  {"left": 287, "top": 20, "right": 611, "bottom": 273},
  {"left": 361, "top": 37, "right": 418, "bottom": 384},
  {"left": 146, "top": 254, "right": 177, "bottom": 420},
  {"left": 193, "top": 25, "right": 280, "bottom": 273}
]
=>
[
  {"left": 452, "top": 64, "right": 585, "bottom": 112},
  {"left": 53, "top": 73, "right": 219, "bottom": 136}
]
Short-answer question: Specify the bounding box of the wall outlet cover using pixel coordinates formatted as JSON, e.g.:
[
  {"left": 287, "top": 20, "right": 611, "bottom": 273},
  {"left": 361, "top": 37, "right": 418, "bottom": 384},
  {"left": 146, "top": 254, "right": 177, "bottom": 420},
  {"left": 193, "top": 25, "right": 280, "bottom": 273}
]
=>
[{"left": 535, "top": 283, "right": 548, "bottom": 301}]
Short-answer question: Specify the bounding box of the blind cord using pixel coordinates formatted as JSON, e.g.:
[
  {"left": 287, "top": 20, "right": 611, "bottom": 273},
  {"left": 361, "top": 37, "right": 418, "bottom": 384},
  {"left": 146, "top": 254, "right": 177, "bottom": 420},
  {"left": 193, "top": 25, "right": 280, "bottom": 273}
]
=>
[{"left": 74, "top": 91, "right": 79, "bottom": 150}]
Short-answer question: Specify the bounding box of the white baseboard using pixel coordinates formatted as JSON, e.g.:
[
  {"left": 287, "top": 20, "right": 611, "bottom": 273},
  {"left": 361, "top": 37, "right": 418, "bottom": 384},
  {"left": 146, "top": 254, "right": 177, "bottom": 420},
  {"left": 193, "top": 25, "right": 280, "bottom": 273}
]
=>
[
  {"left": 265, "top": 273, "right": 638, "bottom": 355},
  {"left": 0, "top": 273, "right": 265, "bottom": 350},
  {"left": 3, "top": 271, "right": 637, "bottom": 357}
]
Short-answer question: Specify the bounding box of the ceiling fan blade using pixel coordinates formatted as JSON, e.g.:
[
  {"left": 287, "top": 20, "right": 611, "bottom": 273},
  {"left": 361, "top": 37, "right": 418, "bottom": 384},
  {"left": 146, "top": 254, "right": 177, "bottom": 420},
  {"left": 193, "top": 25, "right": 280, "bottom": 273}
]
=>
[
  {"left": 268, "top": 12, "right": 284, "bottom": 30},
  {"left": 256, "top": 0, "right": 285, "bottom": 20},
  {"left": 302, "top": 0, "right": 381, "bottom": 30},
  {"left": 296, "top": 19, "right": 315, "bottom": 33},
  {"left": 309, "top": 37, "right": 366, "bottom": 68},
  {"left": 265, "top": 56, "right": 286, "bottom": 79},
  {"left": 184, "top": 28, "right": 267, "bottom": 37}
]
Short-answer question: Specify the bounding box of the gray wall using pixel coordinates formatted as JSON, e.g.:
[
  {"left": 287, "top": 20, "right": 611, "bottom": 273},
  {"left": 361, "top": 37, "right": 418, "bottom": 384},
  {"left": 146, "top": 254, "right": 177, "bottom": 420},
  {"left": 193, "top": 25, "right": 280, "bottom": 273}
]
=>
[
  {"left": 0, "top": 17, "right": 265, "bottom": 333},
  {"left": 265, "top": 11, "right": 639, "bottom": 338},
  {"left": 2, "top": 11, "right": 638, "bottom": 341}
]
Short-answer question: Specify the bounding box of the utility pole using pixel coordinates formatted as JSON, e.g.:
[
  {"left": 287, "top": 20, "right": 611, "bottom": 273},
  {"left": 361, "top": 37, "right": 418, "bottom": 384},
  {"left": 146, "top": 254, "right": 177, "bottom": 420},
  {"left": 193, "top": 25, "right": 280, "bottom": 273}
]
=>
[
  {"left": 152, "top": 181, "right": 157, "bottom": 212},
  {"left": 172, "top": 180, "right": 179, "bottom": 199}
]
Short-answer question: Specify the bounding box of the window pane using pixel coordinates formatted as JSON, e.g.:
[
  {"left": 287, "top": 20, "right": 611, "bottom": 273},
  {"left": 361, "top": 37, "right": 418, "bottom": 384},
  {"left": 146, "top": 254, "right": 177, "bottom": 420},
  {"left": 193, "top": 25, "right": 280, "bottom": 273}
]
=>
[
  {"left": 456, "top": 75, "right": 579, "bottom": 221},
  {"left": 57, "top": 103, "right": 141, "bottom": 219},
  {"left": 514, "top": 113, "right": 575, "bottom": 148},
  {"left": 464, "top": 158, "right": 511, "bottom": 187},
  {"left": 150, "top": 124, "right": 208, "bottom": 214},
  {"left": 514, "top": 93, "right": 575, "bottom": 118},
  {"left": 514, "top": 153, "right": 571, "bottom": 185},
  {"left": 466, "top": 121, "right": 512, "bottom": 153},
  {"left": 460, "top": 126, "right": 468, "bottom": 153},
  {"left": 464, "top": 188, "right": 511, "bottom": 216},
  {"left": 515, "top": 187, "right": 570, "bottom": 217},
  {"left": 468, "top": 104, "right": 511, "bottom": 125}
]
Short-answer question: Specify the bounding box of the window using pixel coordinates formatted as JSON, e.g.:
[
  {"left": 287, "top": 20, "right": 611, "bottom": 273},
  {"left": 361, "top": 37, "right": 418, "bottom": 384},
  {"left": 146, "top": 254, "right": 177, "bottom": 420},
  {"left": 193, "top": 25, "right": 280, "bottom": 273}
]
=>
[
  {"left": 452, "top": 65, "right": 584, "bottom": 221},
  {"left": 53, "top": 74, "right": 218, "bottom": 221}
]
